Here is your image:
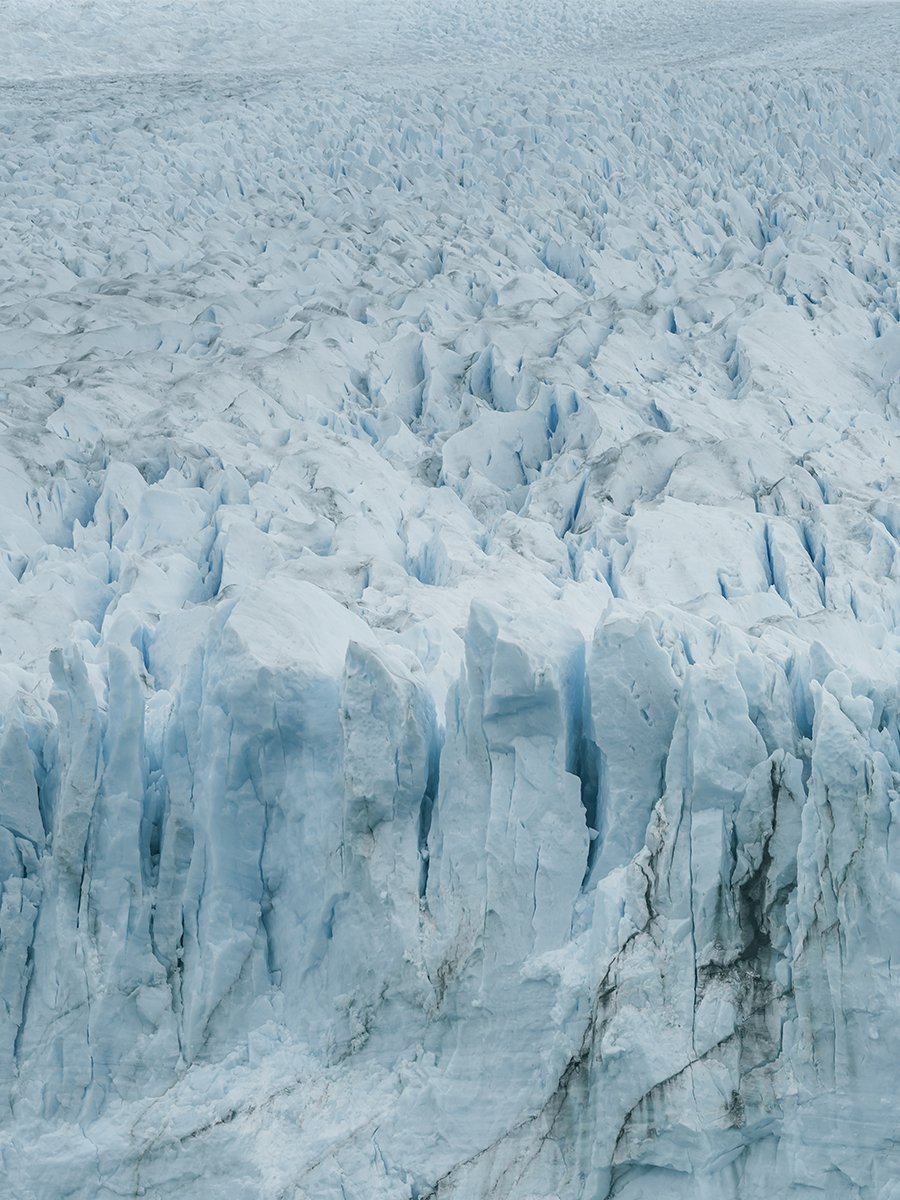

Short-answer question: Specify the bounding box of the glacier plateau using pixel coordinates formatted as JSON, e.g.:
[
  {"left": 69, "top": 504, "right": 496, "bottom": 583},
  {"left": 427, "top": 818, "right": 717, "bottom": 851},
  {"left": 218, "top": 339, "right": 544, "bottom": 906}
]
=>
[{"left": 1, "top": 1, "right": 900, "bottom": 1197}]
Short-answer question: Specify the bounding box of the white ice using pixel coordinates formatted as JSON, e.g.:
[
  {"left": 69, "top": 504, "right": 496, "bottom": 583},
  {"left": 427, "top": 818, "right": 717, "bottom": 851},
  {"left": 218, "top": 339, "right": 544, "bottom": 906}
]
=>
[{"left": 1, "top": 1, "right": 900, "bottom": 1197}]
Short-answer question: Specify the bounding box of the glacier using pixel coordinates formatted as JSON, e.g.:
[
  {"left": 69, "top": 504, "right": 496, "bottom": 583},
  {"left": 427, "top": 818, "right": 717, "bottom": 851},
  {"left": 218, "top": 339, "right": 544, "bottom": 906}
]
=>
[{"left": 1, "top": 0, "right": 900, "bottom": 1196}]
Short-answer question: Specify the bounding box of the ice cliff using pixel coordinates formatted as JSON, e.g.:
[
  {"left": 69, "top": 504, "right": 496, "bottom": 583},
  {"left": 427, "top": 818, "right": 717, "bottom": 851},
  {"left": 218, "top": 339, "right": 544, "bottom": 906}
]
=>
[{"left": 1, "top": 1, "right": 900, "bottom": 1196}]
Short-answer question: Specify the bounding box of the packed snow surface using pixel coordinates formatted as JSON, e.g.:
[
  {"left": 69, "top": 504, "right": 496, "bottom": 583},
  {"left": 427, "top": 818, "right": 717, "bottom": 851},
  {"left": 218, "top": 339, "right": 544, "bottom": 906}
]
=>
[{"left": 1, "top": 1, "right": 900, "bottom": 1197}]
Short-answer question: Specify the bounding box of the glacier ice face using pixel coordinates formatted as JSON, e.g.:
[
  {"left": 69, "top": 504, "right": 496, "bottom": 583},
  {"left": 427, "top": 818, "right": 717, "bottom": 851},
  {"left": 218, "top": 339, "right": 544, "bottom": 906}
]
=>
[{"left": 1, "top": 2, "right": 900, "bottom": 1196}]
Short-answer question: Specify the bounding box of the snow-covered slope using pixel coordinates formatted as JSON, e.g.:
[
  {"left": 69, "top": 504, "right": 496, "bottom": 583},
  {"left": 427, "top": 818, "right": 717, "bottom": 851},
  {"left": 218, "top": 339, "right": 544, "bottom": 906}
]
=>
[{"left": 1, "top": 3, "right": 900, "bottom": 1197}]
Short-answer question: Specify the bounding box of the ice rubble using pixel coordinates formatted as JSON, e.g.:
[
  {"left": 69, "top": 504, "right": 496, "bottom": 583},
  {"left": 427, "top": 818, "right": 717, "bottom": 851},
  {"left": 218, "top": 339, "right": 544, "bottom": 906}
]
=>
[{"left": 1, "top": 1, "right": 900, "bottom": 1196}]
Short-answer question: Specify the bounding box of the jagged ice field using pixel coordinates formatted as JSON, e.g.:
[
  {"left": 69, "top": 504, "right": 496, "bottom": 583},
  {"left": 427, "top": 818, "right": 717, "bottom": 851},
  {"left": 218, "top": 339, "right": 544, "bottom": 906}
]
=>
[{"left": 1, "top": 1, "right": 900, "bottom": 1197}]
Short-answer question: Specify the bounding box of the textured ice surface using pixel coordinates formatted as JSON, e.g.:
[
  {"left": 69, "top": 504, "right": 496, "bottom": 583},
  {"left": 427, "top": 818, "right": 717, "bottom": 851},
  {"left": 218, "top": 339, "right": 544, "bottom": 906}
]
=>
[{"left": 1, "top": 1, "right": 900, "bottom": 1197}]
